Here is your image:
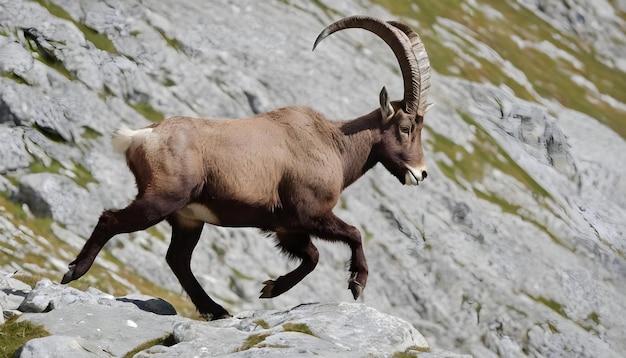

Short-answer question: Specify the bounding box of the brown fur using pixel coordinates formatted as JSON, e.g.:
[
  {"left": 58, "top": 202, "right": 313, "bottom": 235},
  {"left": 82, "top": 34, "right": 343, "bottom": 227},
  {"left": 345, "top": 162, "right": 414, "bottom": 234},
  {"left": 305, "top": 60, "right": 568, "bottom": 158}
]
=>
[{"left": 62, "top": 18, "right": 431, "bottom": 320}]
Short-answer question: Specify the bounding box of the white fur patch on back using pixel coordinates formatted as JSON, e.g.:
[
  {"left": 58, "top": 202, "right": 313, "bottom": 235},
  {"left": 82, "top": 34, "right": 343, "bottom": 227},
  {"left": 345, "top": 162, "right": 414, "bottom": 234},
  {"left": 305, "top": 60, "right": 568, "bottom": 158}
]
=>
[
  {"left": 179, "top": 203, "right": 220, "bottom": 225},
  {"left": 111, "top": 127, "right": 153, "bottom": 154}
]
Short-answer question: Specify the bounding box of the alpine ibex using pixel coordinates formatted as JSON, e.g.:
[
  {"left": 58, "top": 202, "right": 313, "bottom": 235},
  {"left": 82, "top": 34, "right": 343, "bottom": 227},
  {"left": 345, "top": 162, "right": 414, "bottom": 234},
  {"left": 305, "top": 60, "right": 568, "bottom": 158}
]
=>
[{"left": 62, "top": 16, "right": 432, "bottom": 320}]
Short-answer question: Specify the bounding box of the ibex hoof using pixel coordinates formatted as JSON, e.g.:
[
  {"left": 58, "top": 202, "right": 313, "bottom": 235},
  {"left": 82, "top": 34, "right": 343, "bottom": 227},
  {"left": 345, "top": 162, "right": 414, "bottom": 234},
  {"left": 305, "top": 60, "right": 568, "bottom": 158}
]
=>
[
  {"left": 259, "top": 280, "right": 277, "bottom": 298},
  {"left": 348, "top": 278, "right": 363, "bottom": 300},
  {"left": 61, "top": 264, "right": 76, "bottom": 284}
]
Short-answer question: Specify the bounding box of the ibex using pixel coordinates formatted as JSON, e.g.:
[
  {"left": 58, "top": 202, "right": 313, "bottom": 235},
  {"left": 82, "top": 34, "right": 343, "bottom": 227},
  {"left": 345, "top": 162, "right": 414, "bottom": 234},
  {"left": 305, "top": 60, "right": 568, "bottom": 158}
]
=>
[{"left": 61, "top": 16, "right": 432, "bottom": 320}]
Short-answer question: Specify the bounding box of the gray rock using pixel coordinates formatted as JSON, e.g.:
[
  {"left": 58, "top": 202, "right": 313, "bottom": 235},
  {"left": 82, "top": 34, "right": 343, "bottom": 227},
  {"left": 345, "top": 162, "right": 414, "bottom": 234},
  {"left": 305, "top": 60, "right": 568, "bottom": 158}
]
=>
[
  {"left": 0, "top": 275, "right": 31, "bottom": 311},
  {"left": 518, "top": 0, "right": 626, "bottom": 71},
  {"left": 1, "top": 0, "right": 625, "bottom": 357},
  {"left": 0, "top": 126, "right": 30, "bottom": 174},
  {"left": 18, "top": 279, "right": 103, "bottom": 313},
  {"left": 504, "top": 102, "right": 578, "bottom": 181},
  {"left": 15, "top": 336, "right": 106, "bottom": 358},
  {"left": 17, "top": 173, "right": 103, "bottom": 237},
  {"left": 136, "top": 302, "right": 431, "bottom": 357},
  {"left": 10, "top": 278, "right": 443, "bottom": 358},
  {"left": 19, "top": 303, "right": 183, "bottom": 357},
  {"left": 3, "top": 309, "right": 22, "bottom": 320},
  {"left": 0, "top": 39, "right": 50, "bottom": 89},
  {"left": 17, "top": 279, "right": 177, "bottom": 315}
]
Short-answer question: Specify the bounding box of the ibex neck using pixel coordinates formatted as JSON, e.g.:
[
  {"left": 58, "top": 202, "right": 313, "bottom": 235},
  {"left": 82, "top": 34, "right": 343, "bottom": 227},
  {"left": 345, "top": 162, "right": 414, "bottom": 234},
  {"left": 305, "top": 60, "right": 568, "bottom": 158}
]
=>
[{"left": 335, "top": 109, "right": 382, "bottom": 189}]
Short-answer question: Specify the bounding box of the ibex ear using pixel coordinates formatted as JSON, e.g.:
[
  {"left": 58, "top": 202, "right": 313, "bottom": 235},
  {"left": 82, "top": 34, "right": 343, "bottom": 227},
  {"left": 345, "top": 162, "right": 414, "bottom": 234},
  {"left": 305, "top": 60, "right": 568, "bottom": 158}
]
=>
[
  {"left": 425, "top": 103, "right": 436, "bottom": 113},
  {"left": 379, "top": 86, "right": 394, "bottom": 124}
]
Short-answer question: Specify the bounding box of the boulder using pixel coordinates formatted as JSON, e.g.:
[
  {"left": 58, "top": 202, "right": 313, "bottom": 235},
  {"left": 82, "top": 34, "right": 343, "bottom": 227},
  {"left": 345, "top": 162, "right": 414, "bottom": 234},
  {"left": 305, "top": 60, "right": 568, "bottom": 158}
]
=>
[
  {"left": 18, "top": 279, "right": 109, "bottom": 313},
  {"left": 0, "top": 127, "right": 30, "bottom": 174},
  {"left": 16, "top": 336, "right": 106, "bottom": 358},
  {"left": 1, "top": 0, "right": 625, "bottom": 357},
  {"left": 146, "top": 302, "right": 430, "bottom": 357},
  {"left": 17, "top": 173, "right": 103, "bottom": 237},
  {"left": 0, "top": 275, "right": 32, "bottom": 311},
  {"left": 7, "top": 279, "right": 464, "bottom": 357},
  {"left": 18, "top": 303, "right": 182, "bottom": 357}
]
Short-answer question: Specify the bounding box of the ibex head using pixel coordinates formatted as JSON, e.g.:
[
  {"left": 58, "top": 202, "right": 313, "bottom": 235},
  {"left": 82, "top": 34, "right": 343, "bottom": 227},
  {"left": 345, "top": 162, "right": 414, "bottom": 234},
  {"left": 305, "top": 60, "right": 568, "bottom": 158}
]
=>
[{"left": 314, "top": 16, "right": 432, "bottom": 186}]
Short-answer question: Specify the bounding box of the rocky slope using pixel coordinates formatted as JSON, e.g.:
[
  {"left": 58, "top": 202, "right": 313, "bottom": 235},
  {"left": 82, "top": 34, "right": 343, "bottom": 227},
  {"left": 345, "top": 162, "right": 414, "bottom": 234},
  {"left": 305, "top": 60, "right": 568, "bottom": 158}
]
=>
[
  {"left": 4, "top": 277, "right": 468, "bottom": 357},
  {"left": 1, "top": 0, "right": 625, "bottom": 357}
]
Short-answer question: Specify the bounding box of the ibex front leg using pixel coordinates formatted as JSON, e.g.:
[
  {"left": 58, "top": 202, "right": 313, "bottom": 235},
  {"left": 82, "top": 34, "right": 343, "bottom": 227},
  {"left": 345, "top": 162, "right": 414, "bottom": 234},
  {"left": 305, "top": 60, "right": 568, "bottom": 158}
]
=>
[
  {"left": 307, "top": 213, "right": 368, "bottom": 299},
  {"left": 260, "top": 233, "right": 319, "bottom": 298}
]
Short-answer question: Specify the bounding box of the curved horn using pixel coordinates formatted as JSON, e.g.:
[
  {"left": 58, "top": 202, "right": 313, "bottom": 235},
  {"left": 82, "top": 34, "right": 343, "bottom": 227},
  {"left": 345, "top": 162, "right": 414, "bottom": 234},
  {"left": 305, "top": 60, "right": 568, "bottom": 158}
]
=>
[
  {"left": 313, "top": 16, "right": 427, "bottom": 115},
  {"left": 387, "top": 21, "right": 431, "bottom": 116}
]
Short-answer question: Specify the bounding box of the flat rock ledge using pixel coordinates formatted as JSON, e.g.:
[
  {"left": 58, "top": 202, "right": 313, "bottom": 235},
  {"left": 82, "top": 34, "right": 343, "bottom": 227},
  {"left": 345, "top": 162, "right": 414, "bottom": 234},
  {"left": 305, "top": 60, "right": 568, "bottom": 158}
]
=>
[{"left": 0, "top": 277, "right": 471, "bottom": 357}]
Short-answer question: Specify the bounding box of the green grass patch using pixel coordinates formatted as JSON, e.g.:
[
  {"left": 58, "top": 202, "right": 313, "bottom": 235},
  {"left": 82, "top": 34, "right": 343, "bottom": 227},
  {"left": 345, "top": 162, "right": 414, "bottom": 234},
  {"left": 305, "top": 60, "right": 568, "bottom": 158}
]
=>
[
  {"left": 373, "top": 0, "right": 626, "bottom": 138},
  {"left": 0, "top": 193, "right": 57, "bottom": 241},
  {"left": 80, "top": 126, "right": 103, "bottom": 140},
  {"left": 123, "top": 334, "right": 176, "bottom": 358},
  {"left": 393, "top": 345, "right": 430, "bottom": 357},
  {"left": 0, "top": 192, "right": 198, "bottom": 319},
  {"left": 32, "top": 0, "right": 118, "bottom": 54},
  {"left": 586, "top": 312, "right": 600, "bottom": 325},
  {"left": 526, "top": 293, "right": 569, "bottom": 319},
  {"left": 11, "top": 273, "right": 43, "bottom": 288},
  {"left": 576, "top": 311, "right": 602, "bottom": 334},
  {"left": 71, "top": 162, "right": 98, "bottom": 188},
  {"left": 28, "top": 158, "right": 97, "bottom": 189},
  {"left": 236, "top": 333, "right": 271, "bottom": 352},
  {"left": 506, "top": 304, "right": 529, "bottom": 318},
  {"left": 29, "top": 158, "right": 62, "bottom": 178},
  {"left": 546, "top": 321, "right": 560, "bottom": 334},
  {"left": 253, "top": 319, "right": 270, "bottom": 329},
  {"left": 1, "top": 72, "right": 29, "bottom": 85},
  {"left": 429, "top": 110, "right": 554, "bottom": 202},
  {"left": 146, "top": 226, "right": 167, "bottom": 241},
  {"left": 21, "top": 28, "right": 72, "bottom": 81},
  {"left": 429, "top": 110, "right": 572, "bottom": 249},
  {"left": 0, "top": 317, "right": 50, "bottom": 358},
  {"left": 129, "top": 102, "right": 164, "bottom": 122},
  {"left": 155, "top": 28, "right": 183, "bottom": 51},
  {"left": 282, "top": 323, "right": 317, "bottom": 337}
]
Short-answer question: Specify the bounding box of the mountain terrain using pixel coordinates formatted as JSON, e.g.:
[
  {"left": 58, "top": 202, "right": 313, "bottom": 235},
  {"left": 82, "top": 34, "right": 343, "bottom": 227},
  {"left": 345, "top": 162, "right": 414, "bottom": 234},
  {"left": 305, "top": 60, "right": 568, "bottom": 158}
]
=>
[{"left": 1, "top": 0, "right": 625, "bottom": 356}]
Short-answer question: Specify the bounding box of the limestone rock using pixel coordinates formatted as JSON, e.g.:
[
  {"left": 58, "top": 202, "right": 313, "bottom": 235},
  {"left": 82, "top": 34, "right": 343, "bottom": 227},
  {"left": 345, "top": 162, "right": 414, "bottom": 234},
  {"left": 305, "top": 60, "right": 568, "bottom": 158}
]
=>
[
  {"left": 17, "top": 173, "right": 103, "bottom": 237},
  {"left": 18, "top": 303, "right": 182, "bottom": 357},
  {"left": 16, "top": 336, "right": 106, "bottom": 358},
  {"left": 0, "top": 127, "right": 30, "bottom": 174},
  {"left": 7, "top": 279, "right": 458, "bottom": 357},
  {"left": 136, "top": 302, "right": 438, "bottom": 357},
  {"left": 0, "top": 275, "right": 31, "bottom": 311},
  {"left": 0, "top": 0, "right": 625, "bottom": 357},
  {"left": 18, "top": 279, "right": 107, "bottom": 313}
]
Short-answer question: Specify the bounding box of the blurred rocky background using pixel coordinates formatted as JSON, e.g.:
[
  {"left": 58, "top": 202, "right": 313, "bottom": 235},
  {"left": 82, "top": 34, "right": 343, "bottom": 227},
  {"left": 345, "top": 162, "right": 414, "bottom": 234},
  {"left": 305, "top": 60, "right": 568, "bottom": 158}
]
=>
[{"left": 0, "top": 0, "right": 625, "bottom": 357}]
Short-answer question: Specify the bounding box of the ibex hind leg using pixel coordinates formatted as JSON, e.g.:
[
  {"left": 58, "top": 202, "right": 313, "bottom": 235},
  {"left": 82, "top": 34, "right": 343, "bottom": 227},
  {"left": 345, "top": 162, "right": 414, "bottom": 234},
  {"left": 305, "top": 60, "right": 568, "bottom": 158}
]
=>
[
  {"left": 61, "top": 193, "right": 184, "bottom": 285},
  {"left": 166, "top": 216, "right": 231, "bottom": 320},
  {"left": 260, "top": 233, "right": 319, "bottom": 298}
]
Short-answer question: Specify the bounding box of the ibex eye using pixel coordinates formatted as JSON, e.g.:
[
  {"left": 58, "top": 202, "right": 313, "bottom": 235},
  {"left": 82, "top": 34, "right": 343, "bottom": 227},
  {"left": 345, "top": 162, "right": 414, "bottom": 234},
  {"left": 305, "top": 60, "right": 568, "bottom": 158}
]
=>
[{"left": 400, "top": 125, "right": 411, "bottom": 134}]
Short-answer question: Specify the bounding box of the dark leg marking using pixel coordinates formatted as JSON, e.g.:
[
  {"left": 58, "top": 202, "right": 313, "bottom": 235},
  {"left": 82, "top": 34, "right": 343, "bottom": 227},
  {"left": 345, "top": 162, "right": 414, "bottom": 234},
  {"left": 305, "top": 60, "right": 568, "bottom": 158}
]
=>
[
  {"left": 306, "top": 213, "right": 368, "bottom": 299},
  {"left": 260, "top": 233, "right": 319, "bottom": 298},
  {"left": 166, "top": 216, "right": 231, "bottom": 320},
  {"left": 62, "top": 193, "right": 183, "bottom": 284}
]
